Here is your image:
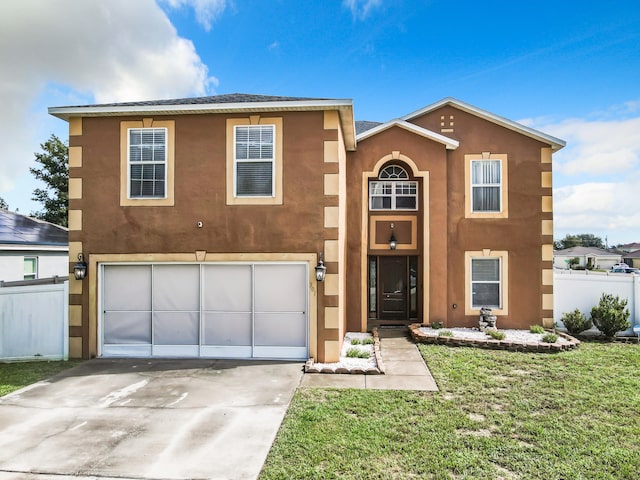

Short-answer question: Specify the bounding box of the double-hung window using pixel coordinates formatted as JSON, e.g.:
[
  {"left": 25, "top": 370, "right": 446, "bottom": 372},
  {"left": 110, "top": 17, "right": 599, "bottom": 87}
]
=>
[
  {"left": 471, "top": 257, "right": 501, "bottom": 308},
  {"left": 128, "top": 128, "right": 167, "bottom": 199},
  {"left": 24, "top": 257, "right": 37, "bottom": 280},
  {"left": 234, "top": 125, "right": 275, "bottom": 197},
  {"left": 471, "top": 159, "right": 501, "bottom": 212},
  {"left": 369, "top": 165, "right": 418, "bottom": 210}
]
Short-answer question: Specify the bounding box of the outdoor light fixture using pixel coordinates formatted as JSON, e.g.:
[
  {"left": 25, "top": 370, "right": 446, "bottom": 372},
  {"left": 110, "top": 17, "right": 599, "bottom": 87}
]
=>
[
  {"left": 74, "top": 253, "right": 88, "bottom": 280},
  {"left": 315, "top": 253, "right": 327, "bottom": 282},
  {"left": 389, "top": 223, "right": 397, "bottom": 250}
]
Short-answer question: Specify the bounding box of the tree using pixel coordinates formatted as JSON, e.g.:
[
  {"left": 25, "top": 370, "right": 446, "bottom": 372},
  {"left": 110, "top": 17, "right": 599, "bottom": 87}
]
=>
[
  {"left": 554, "top": 233, "right": 605, "bottom": 250},
  {"left": 30, "top": 134, "right": 68, "bottom": 227},
  {"left": 0, "top": 197, "right": 7, "bottom": 210}
]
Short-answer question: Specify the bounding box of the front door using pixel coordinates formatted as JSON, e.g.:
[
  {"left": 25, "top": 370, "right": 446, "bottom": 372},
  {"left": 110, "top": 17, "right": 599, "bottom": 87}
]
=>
[{"left": 379, "top": 256, "right": 408, "bottom": 319}]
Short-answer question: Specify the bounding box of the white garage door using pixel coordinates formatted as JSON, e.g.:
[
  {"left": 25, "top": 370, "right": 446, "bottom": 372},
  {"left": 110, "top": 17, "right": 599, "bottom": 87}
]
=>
[{"left": 100, "top": 263, "right": 308, "bottom": 359}]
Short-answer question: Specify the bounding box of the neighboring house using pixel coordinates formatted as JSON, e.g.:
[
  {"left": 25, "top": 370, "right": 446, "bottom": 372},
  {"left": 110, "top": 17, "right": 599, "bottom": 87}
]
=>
[
  {"left": 622, "top": 249, "right": 640, "bottom": 268},
  {"left": 0, "top": 210, "right": 68, "bottom": 282},
  {"left": 49, "top": 95, "right": 564, "bottom": 362},
  {"left": 553, "top": 246, "right": 622, "bottom": 270}
]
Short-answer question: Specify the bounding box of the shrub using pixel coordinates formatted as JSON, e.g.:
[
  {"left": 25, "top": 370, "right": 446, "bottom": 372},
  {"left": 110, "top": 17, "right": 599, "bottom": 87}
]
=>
[
  {"left": 590, "top": 293, "right": 631, "bottom": 338},
  {"left": 361, "top": 337, "right": 375, "bottom": 345},
  {"left": 346, "top": 348, "right": 370, "bottom": 359},
  {"left": 529, "top": 325, "right": 545, "bottom": 334},
  {"left": 541, "top": 333, "right": 558, "bottom": 343},
  {"left": 438, "top": 330, "right": 454, "bottom": 337},
  {"left": 431, "top": 321, "right": 443, "bottom": 329},
  {"left": 350, "top": 338, "right": 362, "bottom": 345},
  {"left": 487, "top": 330, "right": 506, "bottom": 340},
  {"left": 561, "top": 309, "right": 592, "bottom": 335}
]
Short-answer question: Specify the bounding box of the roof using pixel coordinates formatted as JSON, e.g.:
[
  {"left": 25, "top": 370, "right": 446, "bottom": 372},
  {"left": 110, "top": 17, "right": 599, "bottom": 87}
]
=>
[
  {"left": 554, "top": 246, "right": 620, "bottom": 257},
  {"left": 49, "top": 93, "right": 357, "bottom": 151},
  {"left": 355, "top": 120, "right": 382, "bottom": 135},
  {"left": 402, "top": 97, "right": 566, "bottom": 151},
  {"left": 622, "top": 250, "right": 640, "bottom": 258},
  {"left": 0, "top": 210, "right": 68, "bottom": 246},
  {"left": 356, "top": 119, "right": 459, "bottom": 150}
]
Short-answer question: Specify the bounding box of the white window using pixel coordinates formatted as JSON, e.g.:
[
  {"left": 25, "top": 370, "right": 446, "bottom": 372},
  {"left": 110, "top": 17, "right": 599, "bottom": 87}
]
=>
[
  {"left": 128, "top": 128, "right": 167, "bottom": 199},
  {"left": 234, "top": 125, "right": 275, "bottom": 197},
  {"left": 369, "top": 165, "right": 417, "bottom": 210},
  {"left": 471, "top": 160, "right": 501, "bottom": 212},
  {"left": 24, "top": 257, "right": 37, "bottom": 280},
  {"left": 471, "top": 257, "right": 501, "bottom": 308}
]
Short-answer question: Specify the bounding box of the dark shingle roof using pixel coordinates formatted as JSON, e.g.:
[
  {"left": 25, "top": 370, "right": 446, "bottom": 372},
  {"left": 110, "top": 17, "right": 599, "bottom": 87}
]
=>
[
  {"left": 355, "top": 120, "right": 382, "bottom": 135},
  {"left": 58, "top": 93, "right": 328, "bottom": 109},
  {"left": 0, "top": 210, "right": 68, "bottom": 246}
]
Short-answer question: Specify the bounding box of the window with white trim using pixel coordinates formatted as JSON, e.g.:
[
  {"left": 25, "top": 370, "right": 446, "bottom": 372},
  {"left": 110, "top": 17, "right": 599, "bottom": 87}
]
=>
[
  {"left": 471, "top": 159, "right": 501, "bottom": 212},
  {"left": 128, "top": 128, "right": 167, "bottom": 198},
  {"left": 369, "top": 165, "right": 418, "bottom": 210},
  {"left": 234, "top": 125, "right": 275, "bottom": 197},
  {"left": 471, "top": 257, "right": 501, "bottom": 308},
  {"left": 24, "top": 257, "right": 37, "bottom": 280}
]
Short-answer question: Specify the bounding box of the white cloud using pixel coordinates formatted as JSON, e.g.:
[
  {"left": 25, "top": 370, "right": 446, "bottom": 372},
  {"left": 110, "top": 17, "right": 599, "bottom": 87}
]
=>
[
  {"left": 163, "top": 0, "right": 227, "bottom": 31},
  {"left": 343, "top": 0, "right": 382, "bottom": 20},
  {"left": 526, "top": 108, "right": 640, "bottom": 244},
  {"left": 0, "top": 0, "right": 215, "bottom": 195},
  {"left": 545, "top": 117, "right": 640, "bottom": 176}
]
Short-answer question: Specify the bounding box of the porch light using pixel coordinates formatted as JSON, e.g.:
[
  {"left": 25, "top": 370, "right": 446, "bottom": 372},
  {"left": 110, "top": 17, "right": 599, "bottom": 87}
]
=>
[
  {"left": 389, "top": 223, "right": 397, "bottom": 250},
  {"left": 74, "top": 253, "right": 88, "bottom": 280},
  {"left": 315, "top": 253, "right": 327, "bottom": 282}
]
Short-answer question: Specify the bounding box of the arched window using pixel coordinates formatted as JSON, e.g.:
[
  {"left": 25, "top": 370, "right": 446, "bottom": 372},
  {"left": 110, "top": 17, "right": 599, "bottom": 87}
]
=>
[
  {"left": 369, "top": 164, "right": 418, "bottom": 210},
  {"left": 379, "top": 165, "right": 409, "bottom": 180}
]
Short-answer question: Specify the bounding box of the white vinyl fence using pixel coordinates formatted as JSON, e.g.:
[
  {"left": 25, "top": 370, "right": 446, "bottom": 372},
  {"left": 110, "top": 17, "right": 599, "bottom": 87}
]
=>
[
  {"left": 554, "top": 270, "right": 640, "bottom": 335},
  {"left": 0, "top": 279, "right": 69, "bottom": 361}
]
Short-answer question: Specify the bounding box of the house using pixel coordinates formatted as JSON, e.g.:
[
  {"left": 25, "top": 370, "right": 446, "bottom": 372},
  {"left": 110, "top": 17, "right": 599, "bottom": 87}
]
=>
[
  {"left": 622, "top": 249, "right": 640, "bottom": 268},
  {"left": 49, "top": 94, "right": 564, "bottom": 362},
  {"left": 617, "top": 242, "right": 640, "bottom": 253},
  {"left": 553, "top": 246, "right": 622, "bottom": 270},
  {"left": 0, "top": 209, "right": 68, "bottom": 282}
]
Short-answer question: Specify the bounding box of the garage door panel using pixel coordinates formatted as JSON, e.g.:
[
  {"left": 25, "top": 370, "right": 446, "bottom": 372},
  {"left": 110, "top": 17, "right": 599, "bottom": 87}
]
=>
[
  {"left": 104, "top": 266, "right": 151, "bottom": 311},
  {"left": 203, "top": 312, "right": 251, "bottom": 346},
  {"left": 254, "top": 313, "right": 306, "bottom": 347},
  {"left": 203, "top": 265, "right": 251, "bottom": 311},
  {"left": 104, "top": 312, "right": 151, "bottom": 344},
  {"left": 153, "top": 265, "right": 200, "bottom": 311},
  {"left": 254, "top": 265, "right": 306, "bottom": 311},
  {"left": 153, "top": 312, "right": 199, "bottom": 345}
]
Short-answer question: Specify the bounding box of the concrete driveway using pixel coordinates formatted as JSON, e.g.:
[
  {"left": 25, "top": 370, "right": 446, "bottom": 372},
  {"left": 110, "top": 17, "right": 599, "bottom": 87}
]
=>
[{"left": 0, "top": 359, "right": 304, "bottom": 480}]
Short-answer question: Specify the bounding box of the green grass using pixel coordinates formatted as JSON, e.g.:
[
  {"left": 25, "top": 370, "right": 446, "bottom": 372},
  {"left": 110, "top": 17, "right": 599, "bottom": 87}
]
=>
[
  {"left": 261, "top": 343, "right": 640, "bottom": 479},
  {"left": 0, "top": 360, "right": 82, "bottom": 397}
]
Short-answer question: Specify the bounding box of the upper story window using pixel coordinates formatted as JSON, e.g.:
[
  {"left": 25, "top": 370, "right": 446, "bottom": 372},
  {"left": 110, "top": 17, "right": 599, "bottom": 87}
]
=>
[
  {"left": 120, "top": 119, "right": 175, "bottom": 207},
  {"left": 234, "top": 125, "right": 275, "bottom": 197},
  {"left": 465, "top": 153, "right": 508, "bottom": 218},
  {"left": 128, "top": 128, "right": 167, "bottom": 198},
  {"left": 369, "top": 165, "right": 418, "bottom": 210},
  {"left": 471, "top": 160, "right": 501, "bottom": 212}
]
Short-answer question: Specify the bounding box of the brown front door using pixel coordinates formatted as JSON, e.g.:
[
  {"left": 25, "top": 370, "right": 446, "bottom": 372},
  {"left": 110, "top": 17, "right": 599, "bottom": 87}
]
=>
[{"left": 379, "top": 256, "right": 408, "bottom": 319}]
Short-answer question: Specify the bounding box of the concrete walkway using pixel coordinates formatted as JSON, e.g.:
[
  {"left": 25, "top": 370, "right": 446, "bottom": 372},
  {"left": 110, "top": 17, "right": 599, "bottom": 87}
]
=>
[{"left": 300, "top": 328, "right": 439, "bottom": 391}]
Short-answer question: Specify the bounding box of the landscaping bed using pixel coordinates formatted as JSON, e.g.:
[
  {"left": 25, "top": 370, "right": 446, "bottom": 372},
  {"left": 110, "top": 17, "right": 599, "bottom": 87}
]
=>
[
  {"left": 409, "top": 323, "right": 580, "bottom": 352},
  {"left": 304, "top": 330, "right": 384, "bottom": 374}
]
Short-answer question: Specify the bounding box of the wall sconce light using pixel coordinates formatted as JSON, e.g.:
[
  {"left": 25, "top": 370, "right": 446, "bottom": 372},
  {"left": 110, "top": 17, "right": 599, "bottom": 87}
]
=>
[
  {"left": 389, "top": 223, "right": 397, "bottom": 250},
  {"left": 74, "top": 253, "right": 88, "bottom": 280},
  {"left": 315, "top": 253, "right": 327, "bottom": 282}
]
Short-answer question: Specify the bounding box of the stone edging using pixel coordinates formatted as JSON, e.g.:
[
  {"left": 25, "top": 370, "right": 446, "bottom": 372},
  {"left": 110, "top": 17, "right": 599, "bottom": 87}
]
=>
[
  {"left": 304, "top": 328, "right": 385, "bottom": 374},
  {"left": 408, "top": 323, "right": 580, "bottom": 353}
]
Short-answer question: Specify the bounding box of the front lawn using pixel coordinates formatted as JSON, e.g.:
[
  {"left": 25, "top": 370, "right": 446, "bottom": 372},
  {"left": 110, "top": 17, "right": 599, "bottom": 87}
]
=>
[
  {"left": 0, "top": 360, "right": 82, "bottom": 397},
  {"left": 261, "top": 343, "right": 640, "bottom": 479}
]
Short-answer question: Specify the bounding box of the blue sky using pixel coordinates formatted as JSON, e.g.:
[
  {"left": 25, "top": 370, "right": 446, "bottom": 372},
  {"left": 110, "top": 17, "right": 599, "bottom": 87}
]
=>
[{"left": 1, "top": 0, "right": 639, "bottom": 245}]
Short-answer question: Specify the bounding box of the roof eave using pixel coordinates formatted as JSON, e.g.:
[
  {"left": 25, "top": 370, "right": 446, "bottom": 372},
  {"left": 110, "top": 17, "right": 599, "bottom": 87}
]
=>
[{"left": 402, "top": 97, "right": 566, "bottom": 151}]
